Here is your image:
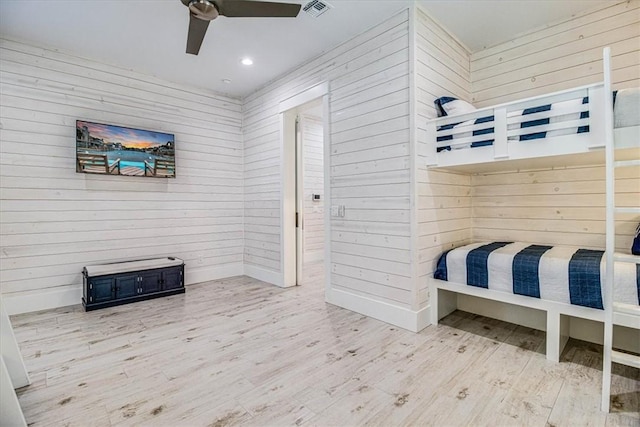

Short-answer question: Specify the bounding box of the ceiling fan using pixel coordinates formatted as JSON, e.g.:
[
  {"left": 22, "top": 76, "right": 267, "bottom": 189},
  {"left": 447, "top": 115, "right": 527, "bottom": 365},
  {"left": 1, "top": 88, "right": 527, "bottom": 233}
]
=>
[{"left": 180, "top": 0, "right": 302, "bottom": 55}]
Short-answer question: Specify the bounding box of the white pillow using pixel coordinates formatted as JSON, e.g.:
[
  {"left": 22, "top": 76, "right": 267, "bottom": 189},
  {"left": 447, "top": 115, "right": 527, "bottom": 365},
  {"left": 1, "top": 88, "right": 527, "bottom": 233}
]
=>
[
  {"left": 435, "top": 96, "right": 476, "bottom": 117},
  {"left": 614, "top": 87, "right": 640, "bottom": 128}
]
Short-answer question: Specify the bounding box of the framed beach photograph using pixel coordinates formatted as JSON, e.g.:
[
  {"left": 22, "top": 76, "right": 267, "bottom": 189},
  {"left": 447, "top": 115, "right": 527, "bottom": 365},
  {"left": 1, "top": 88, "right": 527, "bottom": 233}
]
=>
[{"left": 76, "top": 120, "right": 176, "bottom": 178}]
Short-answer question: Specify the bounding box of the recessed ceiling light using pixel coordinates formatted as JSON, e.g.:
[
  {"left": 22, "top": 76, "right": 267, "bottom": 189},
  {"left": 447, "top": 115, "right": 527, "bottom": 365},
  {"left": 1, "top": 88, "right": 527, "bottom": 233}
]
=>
[
  {"left": 222, "top": 79, "right": 232, "bottom": 84},
  {"left": 241, "top": 57, "right": 254, "bottom": 66}
]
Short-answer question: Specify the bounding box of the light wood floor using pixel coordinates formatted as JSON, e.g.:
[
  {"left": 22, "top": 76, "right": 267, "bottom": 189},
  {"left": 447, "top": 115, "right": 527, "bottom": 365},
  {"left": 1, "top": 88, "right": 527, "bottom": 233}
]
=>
[{"left": 10, "top": 261, "right": 639, "bottom": 426}]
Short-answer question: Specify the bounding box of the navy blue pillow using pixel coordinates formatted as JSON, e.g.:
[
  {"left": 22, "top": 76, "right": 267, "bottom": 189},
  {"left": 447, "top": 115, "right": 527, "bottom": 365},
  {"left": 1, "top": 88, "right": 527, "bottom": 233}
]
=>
[
  {"left": 434, "top": 97, "right": 477, "bottom": 117},
  {"left": 434, "top": 97, "right": 457, "bottom": 117}
]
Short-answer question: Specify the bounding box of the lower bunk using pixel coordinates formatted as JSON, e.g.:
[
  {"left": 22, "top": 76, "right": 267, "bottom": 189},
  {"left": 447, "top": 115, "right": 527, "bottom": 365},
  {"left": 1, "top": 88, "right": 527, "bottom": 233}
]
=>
[{"left": 430, "top": 241, "right": 640, "bottom": 362}]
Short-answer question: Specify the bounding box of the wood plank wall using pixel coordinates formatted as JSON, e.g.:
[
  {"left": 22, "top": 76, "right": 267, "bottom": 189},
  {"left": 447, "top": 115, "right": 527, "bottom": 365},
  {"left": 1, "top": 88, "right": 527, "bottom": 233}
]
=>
[
  {"left": 243, "top": 10, "right": 413, "bottom": 307},
  {"left": 472, "top": 165, "right": 640, "bottom": 251},
  {"left": 468, "top": 1, "right": 640, "bottom": 251},
  {"left": 301, "top": 115, "right": 324, "bottom": 261},
  {"left": 414, "top": 7, "right": 473, "bottom": 307},
  {"left": 0, "top": 39, "right": 244, "bottom": 307},
  {"left": 470, "top": 0, "right": 640, "bottom": 106}
]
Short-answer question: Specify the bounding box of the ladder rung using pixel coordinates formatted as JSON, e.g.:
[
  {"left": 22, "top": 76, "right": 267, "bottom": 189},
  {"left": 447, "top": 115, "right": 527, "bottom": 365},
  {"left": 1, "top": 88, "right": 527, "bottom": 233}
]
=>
[
  {"left": 611, "top": 350, "right": 640, "bottom": 369},
  {"left": 615, "top": 207, "right": 640, "bottom": 214},
  {"left": 614, "top": 159, "right": 640, "bottom": 168},
  {"left": 614, "top": 253, "right": 640, "bottom": 264},
  {"left": 613, "top": 302, "right": 640, "bottom": 317}
]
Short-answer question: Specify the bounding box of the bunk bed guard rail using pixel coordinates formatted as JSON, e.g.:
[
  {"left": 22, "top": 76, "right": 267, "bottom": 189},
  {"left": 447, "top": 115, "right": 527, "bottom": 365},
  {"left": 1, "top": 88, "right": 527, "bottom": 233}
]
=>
[{"left": 425, "top": 83, "right": 607, "bottom": 169}]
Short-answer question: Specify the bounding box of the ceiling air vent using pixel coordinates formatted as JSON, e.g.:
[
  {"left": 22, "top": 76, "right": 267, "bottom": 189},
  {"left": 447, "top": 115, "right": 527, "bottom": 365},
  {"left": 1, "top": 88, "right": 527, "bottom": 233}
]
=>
[{"left": 303, "top": 0, "right": 332, "bottom": 18}]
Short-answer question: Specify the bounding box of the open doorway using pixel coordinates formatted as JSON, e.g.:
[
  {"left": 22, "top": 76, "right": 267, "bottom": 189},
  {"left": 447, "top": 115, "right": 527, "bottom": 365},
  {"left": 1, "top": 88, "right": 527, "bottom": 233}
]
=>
[
  {"left": 279, "top": 83, "right": 329, "bottom": 290},
  {"left": 297, "top": 101, "right": 325, "bottom": 286}
]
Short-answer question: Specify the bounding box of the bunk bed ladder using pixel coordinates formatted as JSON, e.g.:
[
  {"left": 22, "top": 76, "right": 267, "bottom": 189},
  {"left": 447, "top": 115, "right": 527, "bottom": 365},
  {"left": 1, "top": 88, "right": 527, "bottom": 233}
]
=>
[{"left": 601, "top": 46, "right": 640, "bottom": 413}]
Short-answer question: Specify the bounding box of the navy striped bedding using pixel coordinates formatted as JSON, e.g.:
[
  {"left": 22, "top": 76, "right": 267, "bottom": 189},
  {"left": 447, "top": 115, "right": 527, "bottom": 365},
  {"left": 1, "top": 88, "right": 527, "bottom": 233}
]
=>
[
  {"left": 434, "top": 242, "right": 640, "bottom": 310},
  {"left": 436, "top": 92, "right": 617, "bottom": 152},
  {"left": 437, "top": 114, "right": 495, "bottom": 151}
]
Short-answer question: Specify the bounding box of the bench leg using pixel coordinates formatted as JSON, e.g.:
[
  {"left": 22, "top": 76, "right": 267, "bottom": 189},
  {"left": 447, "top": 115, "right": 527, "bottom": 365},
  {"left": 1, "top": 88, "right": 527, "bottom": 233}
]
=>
[
  {"left": 546, "top": 310, "right": 570, "bottom": 362},
  {"left": 430, "top": 283, "right": 439, "bottom": 325},
  {"left": 430, "top": 282, "right": 458, "bottom": 326}
]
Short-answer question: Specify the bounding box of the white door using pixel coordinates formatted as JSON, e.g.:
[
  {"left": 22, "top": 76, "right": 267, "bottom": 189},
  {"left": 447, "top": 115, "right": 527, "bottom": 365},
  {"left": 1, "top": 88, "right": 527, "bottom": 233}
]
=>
[{"left": 295, "top": 115, "right": 304, "bottom": 285}]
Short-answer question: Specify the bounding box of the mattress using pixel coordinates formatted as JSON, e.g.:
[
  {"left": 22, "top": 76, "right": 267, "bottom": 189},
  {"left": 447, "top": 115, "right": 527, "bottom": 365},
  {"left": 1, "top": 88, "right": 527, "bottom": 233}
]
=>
[
  {"left": 614, "top": 88, "right": 640, "bottom": 128},
  {"left": 84, "top": 257, "right": 184, "bottom": 276},
  {"left": 437, "top": 88, "right": 640, "bottom": 151},
  {"left": 433, "top": 242, "right": 640, "bottom": 310}
]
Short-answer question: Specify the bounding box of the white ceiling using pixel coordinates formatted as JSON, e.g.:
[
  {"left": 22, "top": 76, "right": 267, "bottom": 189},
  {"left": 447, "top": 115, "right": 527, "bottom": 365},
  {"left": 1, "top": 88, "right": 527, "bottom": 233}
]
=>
[{"left": 0, "top": 0, "right": 609, "bottom": 99}]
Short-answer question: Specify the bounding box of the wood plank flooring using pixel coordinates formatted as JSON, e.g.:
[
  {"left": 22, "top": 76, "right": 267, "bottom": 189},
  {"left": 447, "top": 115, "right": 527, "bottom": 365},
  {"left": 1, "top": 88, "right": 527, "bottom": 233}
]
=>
[{"left": 10, "top": 261, "right": 639, "bottom": 426}]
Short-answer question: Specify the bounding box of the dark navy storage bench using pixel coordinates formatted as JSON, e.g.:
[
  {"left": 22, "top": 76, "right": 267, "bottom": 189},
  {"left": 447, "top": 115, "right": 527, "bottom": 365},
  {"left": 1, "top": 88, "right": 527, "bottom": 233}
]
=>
[{"left": 82, "top": 257, "right": 185, "bottom": 311}]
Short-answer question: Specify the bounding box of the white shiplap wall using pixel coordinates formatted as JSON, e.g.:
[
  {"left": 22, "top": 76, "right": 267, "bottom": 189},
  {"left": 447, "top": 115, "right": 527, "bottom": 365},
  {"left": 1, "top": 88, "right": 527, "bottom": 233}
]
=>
[
  {"left": 472, "top": 165, "right": 640, "bottom": 251},
  {"left": 470, "top": 0, "right": 640, "bottom": 106},
  {"left": 243, "top": 10, "right": 414, "bottom": 314},
  {"left": 414, "top": 7, "right": 473, "bottom": 309},
  {"left": 468, "top": 1, "right": 640, "bottom": 251},
  {"left": 0, "top": 39, "right": 244, "bottom": 313},
  {"left": 301, "top": 115, "right": 324, "bottom": 261}
]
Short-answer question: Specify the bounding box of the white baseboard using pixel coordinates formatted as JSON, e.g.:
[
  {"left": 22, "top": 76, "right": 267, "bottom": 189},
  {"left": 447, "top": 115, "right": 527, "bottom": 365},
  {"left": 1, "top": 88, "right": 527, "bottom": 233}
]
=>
[
  {"left": 415, "top": 304, "right": 431, "bottom": 332},
  {"left": 243, "top": 264, "right": 284, "bottom": 287},
  {"left": 185, "top": 263, "right": 243, "bottom": 285},
  {"left": 0, "top": 299, "right": 30, "bottom": 388},
  {"left": 3, "top": 285, "right": 82, "bottom": 316},
  {"left": 326, "top": 288, "right": 430, "bottom": 333},
  {"left": 303, "top": 251, "right": 323, "bottom": 263},
  {"left": 3, "top": 263, "right": 245, "bottom": 316},
  {"left": 0, "top": 357, "right": 27, "bottom": 427}
]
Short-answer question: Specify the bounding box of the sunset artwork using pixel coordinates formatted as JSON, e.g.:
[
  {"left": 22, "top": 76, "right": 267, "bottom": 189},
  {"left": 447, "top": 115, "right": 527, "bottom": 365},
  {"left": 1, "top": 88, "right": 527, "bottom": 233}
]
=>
[{"left": 76, "top": 120, "right": 175, "bottom": 178}]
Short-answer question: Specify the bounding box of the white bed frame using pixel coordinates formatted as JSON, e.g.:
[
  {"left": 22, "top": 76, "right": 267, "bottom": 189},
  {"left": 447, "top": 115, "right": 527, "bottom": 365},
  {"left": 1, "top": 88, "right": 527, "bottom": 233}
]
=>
[
  {"left": 426, "top": 48, "right": 640, "bottom": 412},
  {"left": 429, "top": 278, "right": 639, "bottom": 362},
  {"left": 425, "top": 81, "right": 638, "bottom": 174}
]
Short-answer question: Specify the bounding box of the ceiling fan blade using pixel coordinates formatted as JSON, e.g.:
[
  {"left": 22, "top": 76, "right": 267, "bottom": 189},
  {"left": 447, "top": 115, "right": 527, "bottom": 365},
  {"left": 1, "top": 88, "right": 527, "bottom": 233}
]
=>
[
  {"left": 186, "top": 14, "right": 211, "bottom": 55},
  {"left": 219, "top": 0, "right": 301, "bottom": 18}
]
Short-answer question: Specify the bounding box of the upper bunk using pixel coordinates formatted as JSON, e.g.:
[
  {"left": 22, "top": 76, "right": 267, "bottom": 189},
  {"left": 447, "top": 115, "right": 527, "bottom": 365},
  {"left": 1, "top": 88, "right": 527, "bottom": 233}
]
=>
[{"left": 425, "top": 51, "right": 640, "bottom": 173}]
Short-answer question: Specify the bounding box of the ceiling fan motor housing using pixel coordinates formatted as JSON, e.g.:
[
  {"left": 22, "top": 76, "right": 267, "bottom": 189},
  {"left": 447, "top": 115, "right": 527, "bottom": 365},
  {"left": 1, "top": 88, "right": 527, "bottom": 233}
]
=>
[
  {"left": 181, "top": 0, "right": 302, "bottom": 55},
  {"left": 188, "top": 0, "right": 219, "bottom": 21}
]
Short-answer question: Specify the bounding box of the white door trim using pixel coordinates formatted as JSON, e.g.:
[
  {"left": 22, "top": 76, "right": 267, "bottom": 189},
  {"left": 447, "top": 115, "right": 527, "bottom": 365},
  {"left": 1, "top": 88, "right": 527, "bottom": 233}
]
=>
[
  {"left": 295, "top": 114, "right": 304, "bottom": 286},
  {"left": 278, "top": 82, "right": 329, "bottom": 113},
  {"left": 321, "top": 92, "right": 331, "bottom": 298},
  {"left": 278, "top": 82, "right": 330, "bottom": 288}
]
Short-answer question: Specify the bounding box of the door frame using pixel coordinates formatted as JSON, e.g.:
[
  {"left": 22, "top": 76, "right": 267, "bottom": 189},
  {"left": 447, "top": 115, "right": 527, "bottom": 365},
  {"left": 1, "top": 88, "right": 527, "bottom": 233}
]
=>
[
  {"left": 295, "top": 114, "right": 304, "bottom": 286},
  {"left": 278, "top": 82, "right": 329, "bottom": 288}
]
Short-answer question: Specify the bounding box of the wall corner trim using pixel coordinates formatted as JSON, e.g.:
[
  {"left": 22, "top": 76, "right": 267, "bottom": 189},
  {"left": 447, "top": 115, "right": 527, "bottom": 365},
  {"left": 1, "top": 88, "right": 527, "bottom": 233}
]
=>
[{"left": 414, "top": 5, "right": 472, "bottom": 55}]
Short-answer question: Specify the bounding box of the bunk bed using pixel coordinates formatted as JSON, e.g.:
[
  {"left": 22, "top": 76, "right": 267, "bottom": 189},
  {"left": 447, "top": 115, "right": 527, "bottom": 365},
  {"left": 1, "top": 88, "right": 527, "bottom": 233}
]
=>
[
  {"left": 426, "top": 48, "right": 639, "bottom": 413},
  {"left": 425, "top": 82, "right": 639, "bottom": 173}
]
